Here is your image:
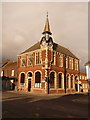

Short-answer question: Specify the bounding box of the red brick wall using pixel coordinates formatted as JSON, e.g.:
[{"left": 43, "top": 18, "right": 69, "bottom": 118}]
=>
[{"left": 42, "top": 50, "right": 46, "bottom": 61}]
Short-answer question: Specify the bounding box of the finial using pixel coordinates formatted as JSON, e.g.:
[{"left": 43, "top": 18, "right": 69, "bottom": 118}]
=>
[{"left": 47, "top": 12, "right": 48, "bottom": 18}]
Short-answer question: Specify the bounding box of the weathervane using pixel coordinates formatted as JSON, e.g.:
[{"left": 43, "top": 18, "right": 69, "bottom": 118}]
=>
[{"left": 47, "top": 12, "right": 48, "bottom": 18}]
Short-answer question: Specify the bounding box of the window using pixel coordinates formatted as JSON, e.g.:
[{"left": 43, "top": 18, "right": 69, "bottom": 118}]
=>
[
  {"left": 80, "top": 75, "right": 82, "bottom": 79},
  {"left": 82, "top": 76, "right": 84, "bottom": 80},
  {"left": 66, "top": 74, "right": 69, "bottom": 88},
  {"left": 75, "top": 59, "right": 78, "bottom": 71},
  {"left": 71, "top": 58, "right": 73, "bottom": 69},
  {"left": 85, "top": 84, "right": 87, "bottom": 88},
  {"left": 35, "top": 71, "right": 41, "bottom": 88},
  {"left": 21, "top": 58, "right": 26, "bottom": 67},
  {"left": 20, "top": 73, "right": 25, "bottom": 83},
  {"left": 11, "top": 70, "right": 14, "bottom": 76},
  {"left": 1, "top": 71, "right": 4, "bottom": 77},
  {"left": 59, "top": 54, "right": 63, "bottom": 67},
  {"left": 28, "top": 54, "right": 34, "bottom": 66},
  {"left": 71, "top": 75, "right": 74, "bottom": 88},
  {"left": 75, "top": 76, "right": 78, "bottom": 80},
  {"left": 50, "top": 72, "right": 55, "bottom": 88},
  {"left": 69, "top": 57, "right": 73, "bottom": 69},
  {"left": 58, "top": 73, "right": 62, "bottom": 88},
  {"left": 66, "top": 57, "right": 68, "bottom": 68},
  {"left": 36, "top": 52, "right": 41, "bottom": 65},
  {"left": 28, "top": 72, "right": 32, "bottom": 77}
]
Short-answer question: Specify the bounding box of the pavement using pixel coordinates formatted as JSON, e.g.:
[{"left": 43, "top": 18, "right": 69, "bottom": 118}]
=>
[{"left": 2, "top": 90, "right": 89, "bottom": 118}]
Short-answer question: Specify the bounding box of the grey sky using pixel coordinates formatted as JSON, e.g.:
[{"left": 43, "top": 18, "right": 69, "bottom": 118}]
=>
[{"left": 2, "top": 2, "right": 88, "bottom": 72}]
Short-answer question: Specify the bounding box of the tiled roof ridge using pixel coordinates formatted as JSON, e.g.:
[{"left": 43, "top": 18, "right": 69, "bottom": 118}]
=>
[
  {"left": 85, "top": 61, "right": 90, "bottom": 66},
  {"left": 20, "top": 41, "right": 40, "bottom": 54},
  {"left": 54, "top": 42, "right": 78, "bottom": 59},
  {"left": 19, "top": 41, "right": 78, "bottom": 59},
  {"left": 2, "top": 61, "right": 17, "bottom": 68}
]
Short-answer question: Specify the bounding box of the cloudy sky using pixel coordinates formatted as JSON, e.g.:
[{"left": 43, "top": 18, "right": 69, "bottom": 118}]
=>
[{"left": 2, "top": 2, "right": 88, "bottom": 72}]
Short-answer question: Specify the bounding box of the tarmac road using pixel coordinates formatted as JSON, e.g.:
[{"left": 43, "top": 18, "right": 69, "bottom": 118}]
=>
[{"left": 2, "top": 91, "right": 88, "bottom": 118}]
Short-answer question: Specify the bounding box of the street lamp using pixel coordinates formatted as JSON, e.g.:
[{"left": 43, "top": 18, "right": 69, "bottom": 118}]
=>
[
  {"left": 45, "top": 68, "right": 50, "bottom": 94},
  {"left": 64, "top": 54, "right": 67, "bottom": 93}
]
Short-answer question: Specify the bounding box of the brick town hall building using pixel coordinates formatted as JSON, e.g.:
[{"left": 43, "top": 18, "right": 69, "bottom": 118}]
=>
[{"left": 17, "top": 14, "right": 86, "bottom": 94}]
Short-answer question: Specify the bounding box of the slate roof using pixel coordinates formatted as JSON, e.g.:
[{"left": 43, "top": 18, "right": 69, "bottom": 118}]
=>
[
  {"left": 20, "top": 42, "right": 78, "bottom": 59},
  {"left": 84, "top": 61, "right": 90, "bottom": 66},
  {"left": 2, "top": 61, "right": 17, "bottom": 69}
]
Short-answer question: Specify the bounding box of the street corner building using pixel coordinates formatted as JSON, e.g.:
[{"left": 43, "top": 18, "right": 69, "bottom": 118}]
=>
[{"left": 17, "top": 14, "right": 88, "bottom": 94}]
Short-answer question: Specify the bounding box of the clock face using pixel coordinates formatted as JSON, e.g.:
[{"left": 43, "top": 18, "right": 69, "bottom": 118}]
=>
[
  {"left": 42, "top": 40, "right": 46, "bottom": 46},
  {"left": 48, "top": 41, "right": 52, "bottom": 46}
]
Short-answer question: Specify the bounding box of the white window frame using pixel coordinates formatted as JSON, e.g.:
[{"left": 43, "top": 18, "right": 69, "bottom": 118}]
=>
[
  {"left": 1, "top": 71, "right": 4, "bottom": 77},
  {"left": 11, "top": 70, "right": 14, "bottom": 76},
  {"left": 66, "top": 57, "right": 68, "bottom": 68},
  {"left": 59, "top": 53, "right": 63, "bottom": 67},
  {"left": 35, "top": 51, "right": 41, "bottom": 65}
]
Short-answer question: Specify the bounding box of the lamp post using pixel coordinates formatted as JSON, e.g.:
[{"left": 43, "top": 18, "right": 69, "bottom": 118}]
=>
[
  {"left": 64, "top": 54, "right": 67, "bottom": 93},
  {"left": 45, "top": 69, "right": 50, "bottom": 94}
]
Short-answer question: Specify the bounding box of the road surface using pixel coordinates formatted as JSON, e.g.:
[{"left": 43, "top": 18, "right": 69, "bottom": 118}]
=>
[{"left": 2, "top": 91, "right": 88, "bottom": 118}]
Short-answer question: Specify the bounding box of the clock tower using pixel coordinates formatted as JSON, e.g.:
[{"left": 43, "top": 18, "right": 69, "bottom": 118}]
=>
[{"left": 40, "top": 12, "right": 53, "bottom": 48}]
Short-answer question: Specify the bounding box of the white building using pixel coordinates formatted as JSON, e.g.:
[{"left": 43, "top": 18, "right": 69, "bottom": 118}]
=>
[{"left": 85, "top": 61, "right": 90, "bottom": 80}]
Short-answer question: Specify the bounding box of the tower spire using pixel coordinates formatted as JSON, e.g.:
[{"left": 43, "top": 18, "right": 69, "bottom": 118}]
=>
[
  {"left": 42, "top": 12, "right": 52, "bottom": 35},
  {"left": 47, "top": 11, "right": 48, "bottom": 18}
]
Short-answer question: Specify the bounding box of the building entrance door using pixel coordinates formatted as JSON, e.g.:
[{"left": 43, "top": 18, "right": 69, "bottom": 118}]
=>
[{"left": 28, "top": 78, "right": 31, "bottom": 92}]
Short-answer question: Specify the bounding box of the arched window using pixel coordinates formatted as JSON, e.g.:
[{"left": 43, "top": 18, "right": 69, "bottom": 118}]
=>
[
  {"left": 71, "top": 75, "right": 73, "bottom": 88},
  {"left": 50, "top": 72, "right": 55, "bottom": 88},
  {"left": 28, "top": 72, "right": 32, "bottom": 77},
  {"left": 66, "top": 74, "right": 69, "bottom": 88},
  {"left": 35, "top": 72, "right": 41, "bottom": 83},
  {"left": 20, "top": 73, "right": 25, "bottom": 83},
  {"left": 58, "top": 73, "right": 62, "bottom": 88},
  {"left": 75, "top": 76, "right": 78, "bottom": 80},
  {"left": 35, "top": 71, "right": 41, "bottom": 88},
  {"left": 75, "top": 76, "right": 78, "bottom": 91}
]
